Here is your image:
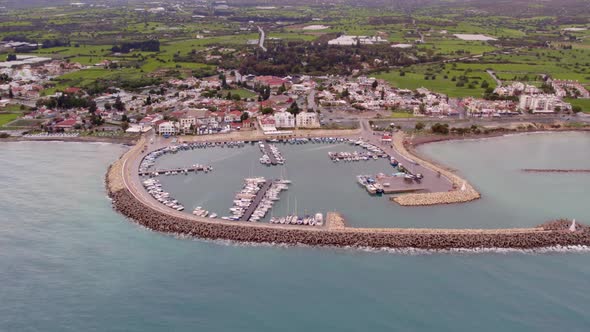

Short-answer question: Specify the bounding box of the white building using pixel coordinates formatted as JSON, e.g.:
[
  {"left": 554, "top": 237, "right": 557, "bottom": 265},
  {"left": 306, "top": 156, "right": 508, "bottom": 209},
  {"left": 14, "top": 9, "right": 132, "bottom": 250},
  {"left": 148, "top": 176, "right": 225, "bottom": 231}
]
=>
[
  {"left": 296, "top": 112, "right": 320, "bottom": 128},
  {"left": 518, "top": 94, "right": 570, "bottom": 113},
  {"left": 258, "top": 116, "right": 277, "bottom": 132},
  {"left": 158, "top": 121, "right": 177, "bottom": 136},
  {"left": 274, "top": 112, "right": 295, "bottom": 128}
]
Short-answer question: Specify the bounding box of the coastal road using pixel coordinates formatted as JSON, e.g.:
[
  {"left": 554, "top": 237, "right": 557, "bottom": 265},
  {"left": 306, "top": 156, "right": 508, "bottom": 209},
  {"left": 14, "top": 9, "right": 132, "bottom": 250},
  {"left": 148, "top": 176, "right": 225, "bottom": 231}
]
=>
[{"left": 257, "top": 26, "right": 267, "bottom": 52}]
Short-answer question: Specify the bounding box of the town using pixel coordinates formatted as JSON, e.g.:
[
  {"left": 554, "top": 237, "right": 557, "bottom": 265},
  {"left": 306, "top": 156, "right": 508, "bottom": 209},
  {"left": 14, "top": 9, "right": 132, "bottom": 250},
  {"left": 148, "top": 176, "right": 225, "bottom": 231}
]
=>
[
  {"left": 1, "top": 57, "right": 589, "bottom": 139},
  {"left": 0, "top": 1, "right": 589, "bottom": 139}
]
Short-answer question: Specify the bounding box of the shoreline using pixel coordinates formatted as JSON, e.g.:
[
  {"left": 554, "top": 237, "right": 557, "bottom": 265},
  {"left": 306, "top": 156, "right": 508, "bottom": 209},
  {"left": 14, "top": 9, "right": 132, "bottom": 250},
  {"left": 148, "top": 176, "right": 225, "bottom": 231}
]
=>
[
  {"left": 104, "top": 129, "right": 590, "bottom": 251},
  {"left": 2, "top": 135, "right": 139, "bottom": 145}
]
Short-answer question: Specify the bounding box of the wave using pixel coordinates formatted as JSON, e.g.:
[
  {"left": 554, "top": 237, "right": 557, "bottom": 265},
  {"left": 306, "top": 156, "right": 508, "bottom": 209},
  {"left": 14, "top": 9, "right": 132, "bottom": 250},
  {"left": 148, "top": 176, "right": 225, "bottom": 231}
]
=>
[{"left": 168, "top": 232, "right": 590, "bottom": 256}]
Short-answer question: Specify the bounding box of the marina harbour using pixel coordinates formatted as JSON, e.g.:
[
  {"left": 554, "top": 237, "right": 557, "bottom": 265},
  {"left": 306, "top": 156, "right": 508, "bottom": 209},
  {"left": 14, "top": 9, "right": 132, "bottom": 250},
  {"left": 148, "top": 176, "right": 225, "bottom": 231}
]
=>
[{"left": 140, "top": 132, "right": 590, "bottom": 229}]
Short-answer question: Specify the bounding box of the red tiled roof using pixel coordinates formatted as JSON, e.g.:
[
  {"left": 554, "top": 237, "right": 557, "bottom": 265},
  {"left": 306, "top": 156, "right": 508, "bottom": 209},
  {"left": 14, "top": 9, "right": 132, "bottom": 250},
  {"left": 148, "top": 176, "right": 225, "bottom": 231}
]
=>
[{"left": 65, "top": 87, "right": 81, "bottom": 94}]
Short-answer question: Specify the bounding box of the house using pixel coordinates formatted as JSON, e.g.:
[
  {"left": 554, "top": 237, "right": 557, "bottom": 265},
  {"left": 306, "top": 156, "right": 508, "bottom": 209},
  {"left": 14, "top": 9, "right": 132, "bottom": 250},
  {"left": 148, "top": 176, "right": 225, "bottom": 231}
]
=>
[
  {"left": 274, "top": 112, "right": 295, "bottom": 128},
  {"left": 54, "top": 118, "right": 78, "bottom": 131},
  {"left": 224, "top": 110, "right": 243, "bottom": 123},
  {"left": 259, "top": 115, "right": 277, "bottom": 132},
  {"left": 179, "top": 109, "right": 209, "bottom": 133},
  {"left": 296, "top": 112, "right": 320, "bottom": 128}
]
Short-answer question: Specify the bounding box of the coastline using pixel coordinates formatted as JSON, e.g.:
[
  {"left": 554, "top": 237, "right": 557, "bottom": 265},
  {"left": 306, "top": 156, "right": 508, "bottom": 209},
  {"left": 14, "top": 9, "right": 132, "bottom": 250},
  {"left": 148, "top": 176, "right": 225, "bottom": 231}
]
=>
[
  {"left": 104, "top": 129, "right": 590, "bottom": 251},
  {"left": 2, "top": 135, "right": 139, "bottom": 145}
]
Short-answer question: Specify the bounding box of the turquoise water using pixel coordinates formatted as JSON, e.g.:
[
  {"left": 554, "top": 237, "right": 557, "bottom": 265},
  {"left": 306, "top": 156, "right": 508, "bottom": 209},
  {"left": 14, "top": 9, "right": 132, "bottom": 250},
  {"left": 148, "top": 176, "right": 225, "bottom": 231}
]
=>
[
  {"left": 155, "top": 132, "right": 590, "bottom": 228},
  {"left": 1, "top": 137, "right": 590, "bottom": 331}
]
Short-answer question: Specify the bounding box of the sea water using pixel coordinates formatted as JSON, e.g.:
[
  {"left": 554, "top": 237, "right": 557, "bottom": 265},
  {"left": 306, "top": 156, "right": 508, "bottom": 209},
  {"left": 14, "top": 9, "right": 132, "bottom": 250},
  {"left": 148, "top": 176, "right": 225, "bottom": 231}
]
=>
[{"left": 1, "top": 135, "right": 589, "bottom": 332}]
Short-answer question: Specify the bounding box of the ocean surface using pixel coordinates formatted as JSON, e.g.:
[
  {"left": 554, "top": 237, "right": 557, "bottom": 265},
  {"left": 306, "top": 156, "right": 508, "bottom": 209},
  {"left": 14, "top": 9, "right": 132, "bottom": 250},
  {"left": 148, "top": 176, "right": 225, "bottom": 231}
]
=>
[{"left": 1, "top": 135, "right": 590, "bottom": 332}]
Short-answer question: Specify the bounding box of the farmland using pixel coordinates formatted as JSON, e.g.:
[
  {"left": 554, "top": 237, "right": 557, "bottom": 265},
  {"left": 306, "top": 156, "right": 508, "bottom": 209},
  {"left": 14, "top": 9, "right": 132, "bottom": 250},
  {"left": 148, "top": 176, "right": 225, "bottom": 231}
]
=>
[{"left": 0, "top": 0, "right": 588, "bottom": 98}]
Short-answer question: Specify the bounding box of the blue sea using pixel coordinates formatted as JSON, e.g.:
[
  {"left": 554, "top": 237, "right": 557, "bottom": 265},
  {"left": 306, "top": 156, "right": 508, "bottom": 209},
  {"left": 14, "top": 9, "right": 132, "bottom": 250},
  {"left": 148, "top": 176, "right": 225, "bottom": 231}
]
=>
[{"left": 1, "top": 135, "right": 590, "bottom": 332}]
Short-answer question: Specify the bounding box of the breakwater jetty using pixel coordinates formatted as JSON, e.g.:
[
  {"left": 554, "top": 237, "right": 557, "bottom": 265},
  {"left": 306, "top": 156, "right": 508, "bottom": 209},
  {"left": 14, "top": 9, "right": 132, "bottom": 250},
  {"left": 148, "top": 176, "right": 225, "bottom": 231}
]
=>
[
  {"left": 109, "top": 187, "right": 590, "bottom": 250},
  {"left": 522, "top": 169, "right": 590, "bottom": 173},
  {"left": 391, "top": 132, "right": 481, "bottom": 206}
]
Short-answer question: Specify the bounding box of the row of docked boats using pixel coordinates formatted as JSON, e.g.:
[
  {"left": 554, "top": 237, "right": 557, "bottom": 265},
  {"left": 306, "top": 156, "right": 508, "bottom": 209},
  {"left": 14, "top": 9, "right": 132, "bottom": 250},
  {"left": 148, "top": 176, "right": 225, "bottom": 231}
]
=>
[
  {"left": 259, "top": 142, "right": 285, "bottom": 165},
  {"left": 192, "top": 206, "right": 217, "bottom": 219},
  {"left": 328, "top": 151, "right": 383, "bottom": 162},
  {"left": 269, "top": 213, "right": 324, "bottom": 226},
  {"left": 142, "top": 178, "right": 185, "bottom": 211},
  {"left": 356, "top": 175, "right": 386, "bottom": 195},
  {"left": 140, "top": 164, "right": 213, "bottom": 177},
  {"left": 222, "top": 177, "right": 290, "bottom": 222},
  {"left": 247, "top": 180, "right": 290, "bottom": 222},
  {"left": 349, "top": 139, "right": 388, "bottom": 157}
]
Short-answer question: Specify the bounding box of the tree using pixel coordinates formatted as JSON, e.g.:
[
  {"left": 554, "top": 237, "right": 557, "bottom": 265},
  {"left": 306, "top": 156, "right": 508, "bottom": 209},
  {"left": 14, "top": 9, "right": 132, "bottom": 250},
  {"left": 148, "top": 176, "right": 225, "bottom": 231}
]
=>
[
  {"left": 104, "top": 102, "right": 112, "bottom": 111},
  {"left": 240, "top": 112, "right": 249, "bottom": 122},
  {"left": 8, "top": 87, "right": 14, "bottom": 99},
  {"left": 261, "top": 107, "right": 274, "bottom": 115},
  {"left": 121, "top": 121, "right": 130, "bottom": 132},
  {"left": 114, "top": 96, "right": 125, "bottom": 112},
  {"left": 88, "top": 100, "right": 97, "bottom": 114},
  {"left": 278, "top": 83, "right": 287, "bottom": 94},
  {"left": 431, "top": 123, "right": 449, "bottom": 135},
  {"left": 372, "top": 80, "right": 378, "bottom": 89},
  {"left": 415, "top": 122, "right": 425, "bottom": 131},
  {"left": 481, "top": 80, "right": 489, "bottom": 88},
  {"left": 287, "top": 101, "right": 300, "bottom": 115},
  {"left": 572, "top": 105, "right": 582, "bottom": 113}
]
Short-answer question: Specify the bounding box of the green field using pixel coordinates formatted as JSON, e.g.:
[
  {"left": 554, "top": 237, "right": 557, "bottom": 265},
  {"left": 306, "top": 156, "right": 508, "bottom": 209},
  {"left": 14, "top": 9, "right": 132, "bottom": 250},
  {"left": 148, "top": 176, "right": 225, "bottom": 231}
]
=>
[
  {"left": 227, "top": 88, "right": 257, "bottom": 99},
  {"left": 0, "top": 114, "right": 19, "bottom": 127},
  {"left": 376, "top": 70, "right": 489, "bottom": 98},
  {"left": 567, "top": 98, "right": 590, "bottom": 114}
]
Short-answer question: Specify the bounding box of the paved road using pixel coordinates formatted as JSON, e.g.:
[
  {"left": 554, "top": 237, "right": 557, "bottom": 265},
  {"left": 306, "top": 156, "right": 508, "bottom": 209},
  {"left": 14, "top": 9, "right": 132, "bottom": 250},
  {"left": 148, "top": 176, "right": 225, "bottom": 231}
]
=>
[
  {"left": 307, "top": 86, "right": 317, "bottom": 112},
  {"left": 486, "top": 70, "right": 502, "bottom": 87},
  {"left": 257, "top": 26, "right": 267, "bottom": 52}
]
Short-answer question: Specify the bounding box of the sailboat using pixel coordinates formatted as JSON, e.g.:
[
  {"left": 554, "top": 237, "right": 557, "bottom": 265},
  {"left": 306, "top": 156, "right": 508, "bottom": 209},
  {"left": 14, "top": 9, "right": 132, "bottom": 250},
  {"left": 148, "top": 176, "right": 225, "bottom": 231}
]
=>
[{"left": 569, "top": 219, "right": 577, "bottom": 232}]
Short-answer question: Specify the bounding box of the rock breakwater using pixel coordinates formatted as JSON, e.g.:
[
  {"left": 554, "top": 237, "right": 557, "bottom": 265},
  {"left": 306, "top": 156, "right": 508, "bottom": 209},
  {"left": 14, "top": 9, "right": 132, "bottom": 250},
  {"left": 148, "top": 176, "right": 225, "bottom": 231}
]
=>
[
  {"left": 392, "top": 132, "right": 481, "bottom": 206},
  {"left": 522, "top": 169, "right": 590, "bottom": 173},
  {"left": 108, "top": 187, "right": 590, "bottom": 250}
]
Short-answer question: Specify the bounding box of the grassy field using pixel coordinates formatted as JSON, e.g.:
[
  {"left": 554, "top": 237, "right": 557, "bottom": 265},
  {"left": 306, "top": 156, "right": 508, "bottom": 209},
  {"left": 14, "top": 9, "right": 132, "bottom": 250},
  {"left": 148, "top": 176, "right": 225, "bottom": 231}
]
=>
[
  {"left": 390, "top": 111, "right": 415, "bottom": 118},
  {"left": 567, "top": 98, "right": 590, "bottom": 114},
  {"left": 227, "top": 88, "right": 257, "bottom": 99},
  {"left": 376, "top": 70, "right": 488, "bottom": 98},
  {"left": 0, "top": 114, "right": 19, "bottom": 127}
]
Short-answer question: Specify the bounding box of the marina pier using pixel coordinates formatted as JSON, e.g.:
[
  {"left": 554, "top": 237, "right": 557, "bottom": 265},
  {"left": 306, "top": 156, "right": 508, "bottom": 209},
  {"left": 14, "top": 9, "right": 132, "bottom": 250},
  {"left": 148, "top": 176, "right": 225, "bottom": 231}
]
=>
[{"left": 240, "top": 180, "right": 273, "bottom": 221}]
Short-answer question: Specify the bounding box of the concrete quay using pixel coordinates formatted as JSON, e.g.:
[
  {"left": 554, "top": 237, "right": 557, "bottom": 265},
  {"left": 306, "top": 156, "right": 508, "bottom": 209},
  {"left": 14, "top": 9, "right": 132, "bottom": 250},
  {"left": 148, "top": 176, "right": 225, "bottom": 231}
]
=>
[{"left": 390, "top": 132, "right": 481, "bottom": 206}]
